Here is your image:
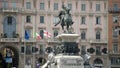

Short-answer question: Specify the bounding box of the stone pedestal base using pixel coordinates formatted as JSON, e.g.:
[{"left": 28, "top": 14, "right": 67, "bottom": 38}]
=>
[{"left": 53, "top": 55, "right": 84, "bottom": 68}]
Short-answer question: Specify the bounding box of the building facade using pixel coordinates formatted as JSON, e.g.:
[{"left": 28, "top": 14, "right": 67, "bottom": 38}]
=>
[
  {"left": 108, "top": 0, "right": 120, "bottom": 68},
  {"left": 0, "top": 0, "right": 108, "bottom": 68}
]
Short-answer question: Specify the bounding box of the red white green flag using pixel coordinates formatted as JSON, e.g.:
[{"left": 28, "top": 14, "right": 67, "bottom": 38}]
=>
[{"left": 34, "top": 32, "right": 41, "bottom": 40}]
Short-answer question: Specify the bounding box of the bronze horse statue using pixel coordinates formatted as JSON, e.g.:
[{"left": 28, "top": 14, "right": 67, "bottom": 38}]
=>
[{"left": 55, "top": 4, "right": 74, "bottom": 33}]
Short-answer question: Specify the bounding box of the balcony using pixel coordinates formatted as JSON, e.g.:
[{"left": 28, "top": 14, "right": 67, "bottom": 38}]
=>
[
  {"left": 108, "top": 49, "right": 120, "bottom": 55},
  {"left": 108, "top": 7, "right": 120, "bottom": 13},
  {"left": 21, "top": 8, "right": 36, "bottom": 14},
  {"left": 0, "top": 8, "right": 19, "bottom": 13},
  {"left": 24, "top": 23, "right": 33, "bottom": 29},
  {"left": 46, "top": 9, "right": 52, "bottom": 15},
  {"left": 89, "top": 39, "right": 107, "bottom": 44},
  {"left": 1, "top": 38, "right": 20, "bottom": 42},
  {"left": 80, "top": 39, "right": 88, "bottom": 42},
  {"left": 0, "top": 33, "right": 20, "bottom": 42}
]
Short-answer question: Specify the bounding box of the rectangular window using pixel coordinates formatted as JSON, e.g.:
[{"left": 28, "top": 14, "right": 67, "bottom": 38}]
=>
[
  {"left": 81, "top": 4, "right": 86, "bottom": 11},
  {"left": 54, "top": 3, "right": 58, "bottom": 10},
  {"left": 26, "top": 2, "right": 31, "bottom": 9},
  {"left": 68, "top": 3, "right": 72, "bottom": 10},
  {"left": 113, "top": 3, "right": 118, "bottom": 11},
  {"left": 113, "top": 43, "right": 118, "bottom": 53},
  {"left": 39, "top": 45, "right": 44, "bottom": 54},
  {"left": 81, "top": 31, "right": 86, "bottom": 40},
  {"left": 81, "top": 45, "right": 86, "bottom": 55},
  {"left": 113, "top": 29, "right": 118, "bottom": 38},
  {"left": 90, "top": 2, "right": 92, "bottom": 9},
  {"left": 111, "top": 57, "right": 120, "bottom": 65},
  {"left": 76, "top": 2, "right": 78, "bottom": 9},
  {"left": 113, "top": 16, "right": 118, "bottom": 23},
  {"left": 96, "top": 31, "right": 101, "bottom": 40},
  {"left": 96, "top": 16, "right": 101, "bottom": 24},
  {"left": 96, "top": 4, "right": 100, "bottom": 11},
  {"left": 40, "top": 16, "right": 44, "bottom": 23},
  {"left": 53, "top": 16, "right": 59, "bottom": 24},
  {"left": 40, "top": 3, "right": 44, "bottom": 10},
  {"left": 21, "top": 46, "right": 25, "bottom": 53},
  {"left": 96, "top": 46, "right": 101, "bottom": 55},
  {"left": 26, "top": 16, "right": 31, "bottom": 23},
  {"left": 3, "top": 1, "right": 8, "bottom": 8},
  {"left": 48, "top": 1, "right": 50, "bottom": 8},
  {"left": 7, "top": 17, "right": 12, "bottom": 25},
  {"left": 81, "top": 17, "right": 85, "bottom": 24},
  {"left": 26, "top": 45, "right": 32, "bottom": 55},
  {"left": 12, "top": 2, "right": 16, "bottom": 8},
  {"left": 104, "top": 2, "right": 106, "bottom": 10}
]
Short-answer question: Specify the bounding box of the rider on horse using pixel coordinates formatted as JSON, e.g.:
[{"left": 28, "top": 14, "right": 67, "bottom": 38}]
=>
[{"left": 54, "top": 3, "right": 74, "bottom": 33}]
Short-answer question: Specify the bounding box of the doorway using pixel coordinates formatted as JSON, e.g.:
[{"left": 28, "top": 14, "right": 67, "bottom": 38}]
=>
[{"left": 0, "top": 46, "right": 19, "bottom": 68}]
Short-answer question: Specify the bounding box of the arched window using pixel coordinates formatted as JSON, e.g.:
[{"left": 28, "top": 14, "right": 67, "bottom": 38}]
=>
[
  {"left": 94, "top": 58, "right": 103, "bottom": 64},
  {"left": 81, "top": 31, "right": 86, "bottom": 40},
  {"left": 54, "top": 30, "right": 58, "bottom": 37},
  {"left": 3, "top": 16, "right": 16, "bottom": 38},
  {"left": 96, "top": 31, "right": 101, "bottom": 40}
]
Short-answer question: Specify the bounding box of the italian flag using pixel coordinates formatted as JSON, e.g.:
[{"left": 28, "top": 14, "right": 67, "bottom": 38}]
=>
[{"left": 34, "top": 32, "right": 41, "bottom": 40}]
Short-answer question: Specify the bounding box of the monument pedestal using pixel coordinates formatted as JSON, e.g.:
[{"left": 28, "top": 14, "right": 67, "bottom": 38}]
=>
[
  {"left": 42, "top": 34, "right": 84, "bottom": 68},
  {"left": 52, "top": 33, "right": 84, "bottom": 68},
  {"left": 56, "top": 34, "right": 80, "bottom": 55}
]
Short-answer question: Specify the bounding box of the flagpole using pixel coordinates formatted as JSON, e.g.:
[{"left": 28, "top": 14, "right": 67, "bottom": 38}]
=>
[
  {"left": 24, "top": 31, "right": 27, "bottom": 68},
  {"left": 23, "top": 19, "right": 25, "bottom": 68},
  {"left": 24, "top": 30, "right": 30, "bottom": 68},
  {"left": 33, "top": 9, "right": 37, "bottom": 68},
  {"left": 22, "top": 16, "right": 25, "bottom": 68},
  {"left": 24, "top": 40, "right": 26, "bottom": 68}
]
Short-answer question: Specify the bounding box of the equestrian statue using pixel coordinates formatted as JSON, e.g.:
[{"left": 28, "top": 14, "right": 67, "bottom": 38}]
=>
[{"left": 54, "top": 3, "right": 74, "bottom": 33}]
